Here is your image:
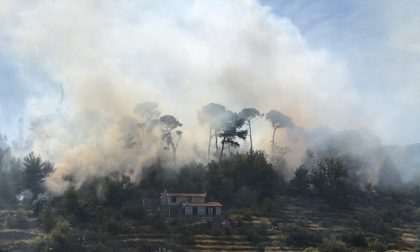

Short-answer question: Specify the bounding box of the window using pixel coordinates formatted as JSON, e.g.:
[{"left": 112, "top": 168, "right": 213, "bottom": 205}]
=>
[
  {"left": 171, "top": 197, "right": 176, "bottom": 203},
  {"left": 193, "top": 207, "right": 198, "bottom": 216}
]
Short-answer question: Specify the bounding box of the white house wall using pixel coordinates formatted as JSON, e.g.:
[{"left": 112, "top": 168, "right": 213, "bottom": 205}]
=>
[{"left": 215, "top": 207, "right": 221, "bottom": 216}]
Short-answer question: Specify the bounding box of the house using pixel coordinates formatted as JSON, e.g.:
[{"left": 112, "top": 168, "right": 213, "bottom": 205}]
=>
[
  {"left": 160, "top": 192, "right": 206, "bottom": 206},
  {"left": 160, "top": 191, "right": 222, "bottom": 218},
  {"left": 184, "top": 202, "right": 222, "bottom": 216}
]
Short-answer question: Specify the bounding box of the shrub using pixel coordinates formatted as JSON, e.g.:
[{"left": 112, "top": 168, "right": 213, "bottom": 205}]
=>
[
  {"left": 223, "top": 226, "right": 232, "bottom": 236},
  {"left": 240, "top": 225, "right": 267, "bottom": 244},
  {"left": 260, "top": 198, "right": 278, "bottom": 215},
  {"left": 88, "top": 242, "right": 113, "bottom": 252},
  {"left": 304, "top": 248, "right": 320, "bottom": 252},
  {"left": 283, "top": 224, "right": 322, "bottom": 246},
  {"left": 342, "top": 231, "right": 368, "bottom": 247},
  {"left": 34, "top": 219, "right": 81, "bottom": 252},
  {"left": 371, "top": 240, "right": 387, "bottom": 252},
  {"left": 414, "top": 208, "right": 420, "bottom": 221},
  {"left": 101, "top": 217, "right": 134, "bottom": 234},
  {"left": 319, "top": 239, "right": 349, "bottom": 252},
  {"left": 245, "top": 229, "right": 264, "bottom": 244},
  {"left": 39, "top": 204, "right": 57, "bottom": 232},
  {"left": 121, "top": 202, "right": 146, "bottom": 220},
  {"left": 358, "top": 211, "right": 398, "bottom": 239},
  {"left": 256, "top": 244, "right": 266, "bottom": 252},
  {"left": 5, "top": 209, "right": 29, "bottom": 229},
  {"left": 178, "top": 228, "right": 195, "bottom": 245},
  {"left": 150, "top": 215, "right": 168, "bottom": 232}
]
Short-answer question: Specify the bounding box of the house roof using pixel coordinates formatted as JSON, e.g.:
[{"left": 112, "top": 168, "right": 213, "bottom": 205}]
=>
[
  {"left": 165, "top": 192, "right": 206, "bottom": 197},
  {"left": 185, "top": 202, "right": 222, "bottom": 207}
]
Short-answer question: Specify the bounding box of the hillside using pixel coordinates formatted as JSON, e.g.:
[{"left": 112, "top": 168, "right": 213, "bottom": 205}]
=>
[{"left": 2, "top": 195, "right": 419, "bottom": 252}]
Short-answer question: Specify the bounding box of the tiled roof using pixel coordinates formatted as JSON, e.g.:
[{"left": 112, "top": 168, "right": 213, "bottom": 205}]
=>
[
  {"left": 185, "top": 202, "right": 222, "bottom": 207},
  {"left": 165, "top": 192, "right": 206, "bottom": 197}
]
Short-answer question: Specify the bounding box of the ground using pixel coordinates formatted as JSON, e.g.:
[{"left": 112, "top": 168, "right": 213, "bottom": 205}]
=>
[{"left": 1, "top": 196, "right": 419, "bottom": 251}]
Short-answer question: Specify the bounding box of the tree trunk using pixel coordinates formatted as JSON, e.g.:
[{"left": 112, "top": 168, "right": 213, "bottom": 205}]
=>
[
  {"left": 207, "top": 127, "right": 212, "bottom": 159},
  {"left": 272, "top": 127, "right": 277, "bottom": 145},
  {"left": 248, "top": 121, "right": 253, "bottom": 151},
  {"left": 219, "top": 137, "right": 225, "bottom": 164},
  {"left": 271, "top": 128, "right": 277, "bottom": 163},
  {"left": 171, "top": 143, "right": 177, "bottom": 167},
  {"left": 215, "top": 129, "right": 219, "bottom": 152}
]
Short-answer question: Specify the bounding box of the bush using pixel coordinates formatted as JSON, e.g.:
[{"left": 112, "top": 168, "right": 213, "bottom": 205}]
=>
[
  {"left": 371, "top": 240, "right": 387, "bottom": 252},
  {"left": 260, "top": 198, "right": 278, "bottom": 215},
  {"left": 319, "top": 239, "right": 349, "bottom": 252},
  {"left": 256, "top": 244, "right": 266, "bottom": 252},
  {"left": 342, "top": 231, "right": 368, "bottom": 247},
  {"left": 304, "top": 248, "right": 320, "bottom": 252},
  {"left": 245, "top": 229, "right": 264, "bottom": 244},
  {"left": 239, "top": 225, "right": 267, "bottom": 244},
  {"left": 283, "top": 224, "right": 322, "bottom": 246},
  {"left": 5, "top": 209, "right": 29, "bottom": 229},
  {"left": 223, "top": 226, "right": 232, "bottom": 236},
  {"left": 121, "top": 201, "right": 146, "bottom": 220},
  {"left": 87, "top": 242, "right": 113, "bottom": 252},
  {"left": 39, "top": 204, "right": 57, "bottom": 232},
  {"left": 414, "top": 208, "right": 420, "bottom": 221},
  {"left": 358, "top": 211, "right": 398, "bottom": 239},
  {"left": 34, "top": 219, "right": 81, "bottom": 252},
  {"left": 101, "top": 217, "right": 134, "bottom": 234},
  {"left": 150, "top": 215, "right": 168, "bottom": 232},
  {"left": 178, "top": 228, "right": 195, "bottom": 245}
]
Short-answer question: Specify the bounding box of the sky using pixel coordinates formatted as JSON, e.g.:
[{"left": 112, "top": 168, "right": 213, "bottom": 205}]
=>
[
  {"left": 262, "top": 0, "right": 420, "bottom": 144},
  {"left": 0, "top": 0, "right": 419, "bottom": 181}
]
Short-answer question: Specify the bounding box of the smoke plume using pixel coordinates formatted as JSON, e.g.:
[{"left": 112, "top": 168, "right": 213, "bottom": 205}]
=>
[{"left": 0, "top": 0, "right": 418, "bottom": 191}]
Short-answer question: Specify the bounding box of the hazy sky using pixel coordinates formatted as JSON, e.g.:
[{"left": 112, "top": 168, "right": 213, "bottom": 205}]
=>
[
  {"left": 0, "top": 0, "right": 419, "bottom": 147},
  {"left": 262, "top": 0, "right": 420, "bottom": 144}
]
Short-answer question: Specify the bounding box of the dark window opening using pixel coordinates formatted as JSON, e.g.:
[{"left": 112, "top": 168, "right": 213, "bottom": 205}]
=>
[
  {"left": 171, "top": 197, "right": 176, "bottom": 203},
  {"left": 193, "top": 207, "right": 198, "bottom": 216}
]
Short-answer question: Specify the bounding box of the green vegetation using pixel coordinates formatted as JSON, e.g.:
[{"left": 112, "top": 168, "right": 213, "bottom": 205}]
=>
[{"left": 1, "top": 124, "right": 420, "bottom": 251}]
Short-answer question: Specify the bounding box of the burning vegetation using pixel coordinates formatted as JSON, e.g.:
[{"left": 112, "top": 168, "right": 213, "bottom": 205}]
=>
[
  {"left": 1, "top": 0, "right": 420, "bottom": 251},
  {"left": 1, "top": 102, "right": 420, "bottom": 251}
]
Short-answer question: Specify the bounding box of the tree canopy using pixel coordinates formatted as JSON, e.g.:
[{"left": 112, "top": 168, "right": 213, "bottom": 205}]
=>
[
  {"left": 238, "top": 108, "right": 263, "bottom": 151},
  {"left": 265, "top": 110, "right": 294, "bottom": 144}
]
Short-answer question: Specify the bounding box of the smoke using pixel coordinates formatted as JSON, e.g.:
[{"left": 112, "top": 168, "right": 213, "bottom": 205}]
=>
[{"left": 0, "top": 0, "right": 417, "bottom": 191}]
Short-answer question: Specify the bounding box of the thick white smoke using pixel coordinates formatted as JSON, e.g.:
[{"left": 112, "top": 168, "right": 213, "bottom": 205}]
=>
[{"left": 0, "top": 0, "right": 398, "bottom": 192}]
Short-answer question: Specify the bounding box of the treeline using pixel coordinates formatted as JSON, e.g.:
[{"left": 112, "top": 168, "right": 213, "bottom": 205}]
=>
[
  {"left": 120, "top": 101, "right": 296, "bottom": 166},
  {"left": 2, "top": 140, "right": 420, "bottom": 250},
  {"left": 25, "top": 150, "right": 420, "bottom": 251}
]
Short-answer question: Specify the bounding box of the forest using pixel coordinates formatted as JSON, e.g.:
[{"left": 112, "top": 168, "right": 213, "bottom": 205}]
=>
[{"left": 1, "top": 102, "right": 420, "bottom": 251}]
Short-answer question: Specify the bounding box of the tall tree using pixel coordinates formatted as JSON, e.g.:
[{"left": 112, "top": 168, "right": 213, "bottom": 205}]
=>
[
  {"left": 265, "top": 110, "right": 294, "bottom": 145},
  {"left": 238, "top": 108, "right": 263, "bottom": 151},
  {"left": 218, "top": 113, "right": 247, "bottom": 163},
  {"left": 160, "top": 115, "right": 183, "bottom": 166},
  {"left": 198, "top": 103, "right": 229, "bottom": 159},
  {"left": 23, "top": 152, "right": 53, "bottom": 200}
]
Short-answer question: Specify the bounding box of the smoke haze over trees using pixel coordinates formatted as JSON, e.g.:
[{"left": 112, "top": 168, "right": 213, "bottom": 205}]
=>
[{"left": 0, "top": 0, "right": 419, "bottom": 193}]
